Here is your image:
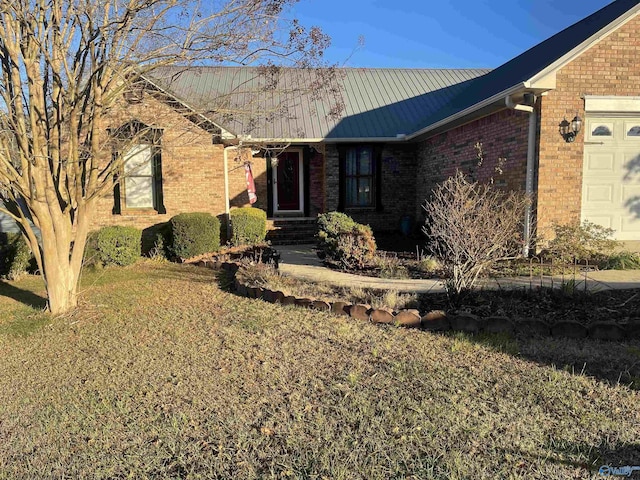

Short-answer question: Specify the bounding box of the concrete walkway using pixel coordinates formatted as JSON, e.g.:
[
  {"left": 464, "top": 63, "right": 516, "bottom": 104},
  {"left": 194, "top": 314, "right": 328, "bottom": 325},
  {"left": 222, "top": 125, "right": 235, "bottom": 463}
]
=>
[{"left": 276, "top": 244, "right": 640, "bottom": 293}]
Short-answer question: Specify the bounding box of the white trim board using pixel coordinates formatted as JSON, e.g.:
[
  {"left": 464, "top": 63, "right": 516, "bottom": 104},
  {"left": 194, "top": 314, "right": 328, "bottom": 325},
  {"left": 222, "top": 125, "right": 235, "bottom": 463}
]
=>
[{"left": 585, "top": 96, "right": 640, "bottom": 114}]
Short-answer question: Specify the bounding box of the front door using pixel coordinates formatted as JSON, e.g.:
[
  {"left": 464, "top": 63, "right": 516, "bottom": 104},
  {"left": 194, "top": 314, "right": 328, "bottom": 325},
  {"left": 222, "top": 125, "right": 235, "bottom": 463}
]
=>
[{"left": 275, "top": 151, "right": 302, "bottom": 212}]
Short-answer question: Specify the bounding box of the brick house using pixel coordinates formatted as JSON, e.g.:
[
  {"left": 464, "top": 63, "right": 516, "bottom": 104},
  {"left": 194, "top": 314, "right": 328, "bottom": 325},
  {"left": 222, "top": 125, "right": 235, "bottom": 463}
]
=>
[{"left": 3, "top": 0, "right": 639, "bottom": 249}]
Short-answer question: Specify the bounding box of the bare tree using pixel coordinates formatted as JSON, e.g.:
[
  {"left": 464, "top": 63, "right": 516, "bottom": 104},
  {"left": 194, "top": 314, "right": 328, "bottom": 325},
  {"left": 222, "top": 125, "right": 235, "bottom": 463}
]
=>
[
  {"left": 0, "top": 0, "right": 338, "bottom": 314},
  {"left": 422, "top": 172, "right": 530, "bottom": 297}
]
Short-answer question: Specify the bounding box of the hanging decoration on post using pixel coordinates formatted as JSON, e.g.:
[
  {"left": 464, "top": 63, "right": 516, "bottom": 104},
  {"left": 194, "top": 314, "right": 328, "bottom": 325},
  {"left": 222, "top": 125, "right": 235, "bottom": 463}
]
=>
[{"left": 245, "top": 163, "right": 257, "bottom": 204}]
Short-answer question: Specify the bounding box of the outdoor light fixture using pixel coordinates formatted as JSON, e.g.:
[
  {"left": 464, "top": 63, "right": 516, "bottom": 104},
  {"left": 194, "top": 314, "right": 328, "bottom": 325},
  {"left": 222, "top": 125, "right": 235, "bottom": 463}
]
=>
[{"left": 559, "top": 114, "right": 583, "bottom": 142}]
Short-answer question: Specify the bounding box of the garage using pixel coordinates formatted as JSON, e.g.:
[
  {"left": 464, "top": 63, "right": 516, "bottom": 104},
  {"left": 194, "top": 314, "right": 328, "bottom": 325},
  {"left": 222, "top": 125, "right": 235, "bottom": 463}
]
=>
[{"left": 582, "top": 111, "right": 640, "bottom": 241}]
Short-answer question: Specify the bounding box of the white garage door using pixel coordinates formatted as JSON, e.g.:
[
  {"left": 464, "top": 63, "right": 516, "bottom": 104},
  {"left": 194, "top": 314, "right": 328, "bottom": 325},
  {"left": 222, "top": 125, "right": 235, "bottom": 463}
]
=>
[{"left": 582, "top": 117, "right": 640, "bottom": 240}]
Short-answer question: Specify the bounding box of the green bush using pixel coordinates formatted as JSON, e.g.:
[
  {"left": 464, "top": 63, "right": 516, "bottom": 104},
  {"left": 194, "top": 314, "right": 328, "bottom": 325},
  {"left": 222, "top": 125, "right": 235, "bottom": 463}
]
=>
[
  {"left": 87, "top": 226, "right": 141, "bottom": 267},
  {"left": 600, "top": 251, "right": 640, "bottom": 270},
  {"left": 0, "top": 233, "right": 33, "bottom": 280},
  {"left": 230, "top": 208, "right": 267, "bottom": 246},
  {"left": 169, "top": 212, "right": 220, "bottom": 260},
  {"left": 317, "top": 212, "right": 376, "bottom": 270},
  {"left": 547, "top": 220, "right": 618, "bottom": 262}
]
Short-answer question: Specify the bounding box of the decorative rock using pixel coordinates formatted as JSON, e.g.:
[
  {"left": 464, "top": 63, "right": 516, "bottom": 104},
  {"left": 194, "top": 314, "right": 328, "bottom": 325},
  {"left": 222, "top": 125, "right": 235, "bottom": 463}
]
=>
[
  {"left": 588, "top": 322, "right": 625, "bottom": 341},
  {"left": 450, "top": 313, "right": 481, "bottom": 334},
  {"left": 551, "top": 321, "right": 588, "bottom": 339},
  {"left": 516, "top": 319, "right": 551, "bottom": 336},
  {"left": 349, "top": 304, "right": 371, "bottom": 321},
  {"left": 331, "top": 301, "right": 351, "bottom": 316},
  {"left": 272, "top": 291, "right": 286, "bottom": 303},
  {"left": 395, "top": 309, "right": 422, "bottom": 328},
  {"left": 282, "top": 295, "right": 297, "bottom": 306},
  {"left": 483, "top": 316, "right": 515, "bottom": 335},
  {"left": 295, "top": 297, "right": 313, "bottom": 308},
  {"left": 312, "top": 300, "right": 331, "bottom": 311},
  {"left": 421, "top": 310, "right": 450, "bottom": 331},
  {"left": 370, "top": 308, "right": 395, "bottom": 324}
]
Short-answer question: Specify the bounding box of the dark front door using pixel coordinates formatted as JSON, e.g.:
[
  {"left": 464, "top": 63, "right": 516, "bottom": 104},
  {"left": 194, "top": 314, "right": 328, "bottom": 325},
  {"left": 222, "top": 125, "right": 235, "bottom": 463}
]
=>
[{"left": 276, "top": 151, "right": 301, "bottom": 211}]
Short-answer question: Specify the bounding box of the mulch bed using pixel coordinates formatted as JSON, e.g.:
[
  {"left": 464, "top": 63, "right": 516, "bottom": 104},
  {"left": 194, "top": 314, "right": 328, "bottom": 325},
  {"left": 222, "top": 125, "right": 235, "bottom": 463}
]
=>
[{"left": 418, "top": 288, "right": 640, "bottom": 326}]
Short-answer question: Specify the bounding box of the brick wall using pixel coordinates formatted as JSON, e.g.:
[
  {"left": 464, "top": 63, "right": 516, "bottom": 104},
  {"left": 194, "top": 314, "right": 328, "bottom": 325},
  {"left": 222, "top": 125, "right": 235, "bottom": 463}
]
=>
[
  {"left": 324, "top": 143, "right": 418, "bottom": 232},
  {"left": 537, "top": 13, "right": 640, "bottom": 237},
  {"left": 94, "top": 93, "right": 267, "bottom": 241},
  {"left": 415, "top": 108, "right": 530, "bottom": 219}
]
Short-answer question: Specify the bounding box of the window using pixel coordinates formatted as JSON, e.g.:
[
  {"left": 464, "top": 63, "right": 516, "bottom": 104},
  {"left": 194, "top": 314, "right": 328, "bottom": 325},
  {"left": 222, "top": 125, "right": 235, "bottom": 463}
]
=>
[
  {"left": 627, "top": 125, "right": 640, "bottom": 137},
  {"left": 123, "top": 144, "right": 155, "bottom": 208},
  {"left": 345, "top": 146, "right": 374, "bottom": 207},
  {"left": 111, "top": 121, "right": 165, "bottom": 214},
  {"left": 592, "top": 125, "right": 612, "bottom": 136}
]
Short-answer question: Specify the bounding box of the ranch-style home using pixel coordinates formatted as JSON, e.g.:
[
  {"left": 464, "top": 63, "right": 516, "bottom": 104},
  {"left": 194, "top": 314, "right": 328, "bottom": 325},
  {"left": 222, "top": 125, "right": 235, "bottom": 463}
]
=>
[{"left": 2, "top": 0, "right": 640, "bottom": 249}]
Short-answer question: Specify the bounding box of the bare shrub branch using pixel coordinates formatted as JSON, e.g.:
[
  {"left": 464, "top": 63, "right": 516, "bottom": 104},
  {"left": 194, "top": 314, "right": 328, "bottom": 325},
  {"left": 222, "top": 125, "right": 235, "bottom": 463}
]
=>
[{"left": 422, "top": 171, "right": 530, "bottom": 297}]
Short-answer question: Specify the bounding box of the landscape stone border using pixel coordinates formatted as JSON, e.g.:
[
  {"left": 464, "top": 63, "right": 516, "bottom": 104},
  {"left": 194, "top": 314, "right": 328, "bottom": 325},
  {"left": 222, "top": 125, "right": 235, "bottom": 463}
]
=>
[{"left": 198, "top": 261, "right": 639, "bottom": 342}]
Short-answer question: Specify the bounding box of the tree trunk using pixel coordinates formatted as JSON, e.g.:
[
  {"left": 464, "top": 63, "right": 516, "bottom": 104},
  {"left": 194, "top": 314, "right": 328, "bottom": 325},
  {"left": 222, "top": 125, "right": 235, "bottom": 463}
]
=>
[{"left": 44, "top": 260, "right": 80, "bottom": 314}]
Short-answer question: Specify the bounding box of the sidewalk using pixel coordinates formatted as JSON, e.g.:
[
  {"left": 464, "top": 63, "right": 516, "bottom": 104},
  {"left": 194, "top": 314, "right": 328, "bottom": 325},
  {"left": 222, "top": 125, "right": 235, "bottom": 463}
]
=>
[{"left": 276, "top": 244, "right": 640, "bottom": 293}]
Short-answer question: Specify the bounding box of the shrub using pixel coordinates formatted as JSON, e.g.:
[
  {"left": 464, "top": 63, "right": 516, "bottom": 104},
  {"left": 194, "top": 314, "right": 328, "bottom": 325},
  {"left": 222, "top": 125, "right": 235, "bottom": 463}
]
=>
[
  {"left": 230, "top": 208, "right": 267, "bottom": 246},
  {"left": 169, "top": 212, "right": 220, "bottom": 260},
  {"left": 0, "top": 233, "right": 33, "bottom": 280},
  {"left": 88, "top": 226, "right": 141, "bottom": 267},
  {"left": 317, "top": 212, "right": 376, "bottom": 270},
  {"left": 422, "top": 171, "right": 530, "bottom": 297},
  {"left": 600, "top": 251, "right": 640, "bottom": 270},
  {"left": 547, "top": 221, "right": 618, "bottom": 262}
]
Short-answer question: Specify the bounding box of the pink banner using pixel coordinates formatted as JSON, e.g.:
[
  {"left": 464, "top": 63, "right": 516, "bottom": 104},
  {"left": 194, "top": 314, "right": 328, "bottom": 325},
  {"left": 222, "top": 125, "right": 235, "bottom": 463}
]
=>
[{"left": 244, "top": 163, "right": 257, "bottom": 204}]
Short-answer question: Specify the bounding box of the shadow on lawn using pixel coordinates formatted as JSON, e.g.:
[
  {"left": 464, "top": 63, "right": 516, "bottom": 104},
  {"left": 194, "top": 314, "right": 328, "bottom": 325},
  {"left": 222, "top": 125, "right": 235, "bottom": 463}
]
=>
[
  {"left": 0, "top": 279, "right": 47, "bottom": 309},
  {"left": 452, "top": 330, "right": 640, "bottom": 391},
  {"left": 498, "top": 440, "right": 640, "bottom": 477}
]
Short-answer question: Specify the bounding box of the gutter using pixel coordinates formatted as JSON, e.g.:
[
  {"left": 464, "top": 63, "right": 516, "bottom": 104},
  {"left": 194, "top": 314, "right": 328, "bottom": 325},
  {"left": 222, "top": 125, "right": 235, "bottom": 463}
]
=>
[
  {"left": 223, "top": 145, "right": 240, "bottom": 240},
  {"left": 406, "top": 84, "right": 525, "bottom": 141},
  {"left": 505, "top": 94, "right": 537, "bottom": 257}
]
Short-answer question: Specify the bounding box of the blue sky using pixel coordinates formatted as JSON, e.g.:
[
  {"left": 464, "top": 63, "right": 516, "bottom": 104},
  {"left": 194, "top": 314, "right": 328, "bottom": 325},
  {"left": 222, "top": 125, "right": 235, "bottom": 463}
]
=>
[{"left": 292, "top": 0, "right": 614, "bottom": 68}]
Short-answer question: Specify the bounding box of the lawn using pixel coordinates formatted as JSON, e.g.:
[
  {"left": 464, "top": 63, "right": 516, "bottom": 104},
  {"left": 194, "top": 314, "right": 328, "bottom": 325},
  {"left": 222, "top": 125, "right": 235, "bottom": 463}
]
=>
[{"left": 0, "top": 262, "right": 639, "bottom": 479}]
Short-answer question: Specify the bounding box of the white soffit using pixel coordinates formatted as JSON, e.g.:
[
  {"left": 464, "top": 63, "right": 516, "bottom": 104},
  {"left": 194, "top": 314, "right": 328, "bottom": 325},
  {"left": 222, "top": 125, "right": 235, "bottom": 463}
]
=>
[{"left": 584, "top": 95, "right": 640, "bottom": 114}]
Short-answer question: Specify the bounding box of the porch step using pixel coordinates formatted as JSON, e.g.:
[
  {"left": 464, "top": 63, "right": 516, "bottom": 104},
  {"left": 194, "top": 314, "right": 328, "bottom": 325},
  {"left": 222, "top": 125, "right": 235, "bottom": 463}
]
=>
[{"left": 266, "top": 218, "right": 318, "bottom": 245}]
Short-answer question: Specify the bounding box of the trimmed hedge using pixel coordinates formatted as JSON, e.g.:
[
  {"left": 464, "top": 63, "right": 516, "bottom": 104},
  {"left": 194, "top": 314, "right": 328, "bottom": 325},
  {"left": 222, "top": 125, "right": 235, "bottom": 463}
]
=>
[
  {"left": 230, "top": 207, "right": 267, "bottom": 246},
  {"left": 317, "top": 212, "right": 376, "bottom": 270},
  {"left": 86, "top": 226, "right": 142, "bottom": 267},
  {"left": 0, "top": 233, "right": 33, "bottom": 280},
  {"left": 170, "top": 212, "right": 220, "bottom": 260}
]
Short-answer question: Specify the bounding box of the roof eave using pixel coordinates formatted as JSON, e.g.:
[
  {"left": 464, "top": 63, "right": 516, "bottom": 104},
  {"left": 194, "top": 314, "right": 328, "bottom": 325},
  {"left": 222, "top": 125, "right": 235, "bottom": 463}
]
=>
[
  {"left": 140, "top": 73, "right": 238, "bottom": 138},
  {"left": 406, "top": 83, "right": 527, "bottom": 141}
]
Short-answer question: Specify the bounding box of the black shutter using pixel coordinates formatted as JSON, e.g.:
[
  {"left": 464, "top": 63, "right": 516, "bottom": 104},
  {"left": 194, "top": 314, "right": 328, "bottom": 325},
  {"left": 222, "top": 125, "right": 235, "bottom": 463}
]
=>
[
  {"left": 112, "top": 173, "right": 121, "bottom": 215},
  {"left": 374, "top": 145, "right": 383, "bottom": 212},
  {"left": 303, "top": 146, "right": 311, "bottom": 217},
  {"left": 266, "top": 153, "right": 273, "bottom": 217},
  {"left": 153, "top": 148, "right": 166, "bottom": 214},
  {"left": 112, "top": 150, "right": 121, "bottom": 214},
  {"left": 337, "top": 145, "right": 346, "bottom": 212}
]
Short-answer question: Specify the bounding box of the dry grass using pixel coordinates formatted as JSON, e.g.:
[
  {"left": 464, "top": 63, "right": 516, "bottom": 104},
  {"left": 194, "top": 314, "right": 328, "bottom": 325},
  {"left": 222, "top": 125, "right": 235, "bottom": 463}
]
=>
[{"left": 0, "top": 262, "right": 639, "bottom": 479}]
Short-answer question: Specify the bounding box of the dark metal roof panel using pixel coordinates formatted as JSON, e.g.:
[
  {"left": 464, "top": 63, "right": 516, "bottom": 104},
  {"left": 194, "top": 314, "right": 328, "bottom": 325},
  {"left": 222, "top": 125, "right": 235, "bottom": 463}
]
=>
[{"left": 147, "top": 66, "right": 490, "bottom": 139}]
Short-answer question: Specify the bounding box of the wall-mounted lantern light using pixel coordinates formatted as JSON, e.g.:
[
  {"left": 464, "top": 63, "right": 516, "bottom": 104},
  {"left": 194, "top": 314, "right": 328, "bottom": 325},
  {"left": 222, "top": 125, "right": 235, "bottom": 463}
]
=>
[{"left": 559, "top": 115, "right": 583, "bottom": 142}]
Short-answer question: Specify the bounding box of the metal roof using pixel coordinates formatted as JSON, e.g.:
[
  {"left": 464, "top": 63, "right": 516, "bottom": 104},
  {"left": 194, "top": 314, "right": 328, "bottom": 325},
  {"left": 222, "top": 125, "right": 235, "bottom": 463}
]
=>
[
  {"left": 146, "top": 67, "right": 489, "bottom": 140},
  {"left": 145, "top": 0, "right": 640, "bottom": 142},
  {"left": 410, "top": 0, "right": 640, "bottom": 134}
]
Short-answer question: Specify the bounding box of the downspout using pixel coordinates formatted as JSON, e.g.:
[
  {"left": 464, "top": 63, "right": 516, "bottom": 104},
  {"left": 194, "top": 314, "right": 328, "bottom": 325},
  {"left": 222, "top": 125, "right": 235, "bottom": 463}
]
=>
[
  {"left": 223, "top": 145, "right": 240, "bottom": 241},
  {"left": 505, "top": 94, "right": 537, "bottom": 257}
]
